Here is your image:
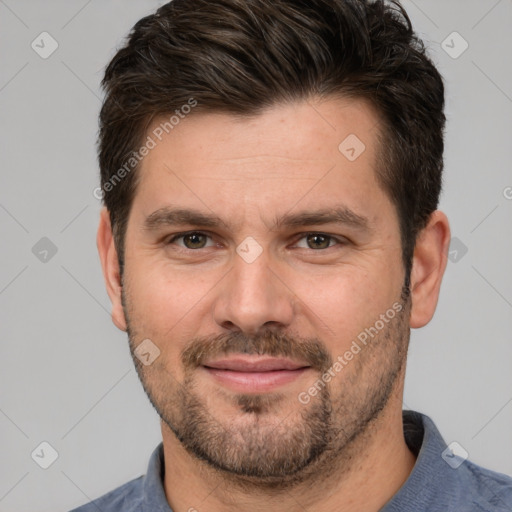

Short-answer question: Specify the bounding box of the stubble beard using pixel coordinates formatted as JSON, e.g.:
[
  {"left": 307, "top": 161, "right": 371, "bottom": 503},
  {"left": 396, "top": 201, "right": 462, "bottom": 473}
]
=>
[{"left": 123, "top": 287, "right": 411, "bottom": 490}]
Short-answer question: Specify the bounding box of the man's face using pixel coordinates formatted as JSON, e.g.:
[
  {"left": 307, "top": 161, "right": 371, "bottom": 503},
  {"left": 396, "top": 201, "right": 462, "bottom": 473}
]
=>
[{"left": 119, "top": 97, "right": 410, "bottom": 484}]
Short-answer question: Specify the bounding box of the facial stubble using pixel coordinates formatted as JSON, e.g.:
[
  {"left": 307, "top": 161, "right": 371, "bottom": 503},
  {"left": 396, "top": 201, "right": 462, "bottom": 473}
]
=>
[{"left": 123, "top": 286, "right": 411, "bottom": 490}]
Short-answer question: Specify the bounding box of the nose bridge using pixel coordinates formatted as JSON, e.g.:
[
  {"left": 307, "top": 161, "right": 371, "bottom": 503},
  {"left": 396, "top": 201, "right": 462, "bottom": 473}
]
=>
[{"left": 213, "top": 243, "right": 294, "bottom": 333}]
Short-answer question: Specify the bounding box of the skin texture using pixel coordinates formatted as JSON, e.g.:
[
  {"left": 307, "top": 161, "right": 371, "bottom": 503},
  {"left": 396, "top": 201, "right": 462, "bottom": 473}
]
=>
[{"left": 97, "top": 96, "right": 451, "bottom": 512}]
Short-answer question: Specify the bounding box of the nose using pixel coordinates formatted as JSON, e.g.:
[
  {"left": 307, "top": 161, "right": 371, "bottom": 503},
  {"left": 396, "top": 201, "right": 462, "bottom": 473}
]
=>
[{"left": 212, "top": 247, "right": 294, "bottom": 335}]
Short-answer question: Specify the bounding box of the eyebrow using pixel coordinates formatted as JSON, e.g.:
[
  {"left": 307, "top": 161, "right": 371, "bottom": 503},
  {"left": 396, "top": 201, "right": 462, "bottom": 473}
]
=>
[
  {"left": 273, "top": 208, "right": 370, "bottom": 231},
  {"left": 143, "top": 207, "right": 229, "bottom": 231},
  {"left": 143, "top": 206, "right": 371, "bottom": 233}
]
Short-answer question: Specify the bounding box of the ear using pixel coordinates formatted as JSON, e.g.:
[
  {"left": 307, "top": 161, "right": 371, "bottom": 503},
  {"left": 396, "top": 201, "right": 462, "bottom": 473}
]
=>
[
  {"left": 409, "top": 210, "right": 451, "bottom": 328},
  {"left": 97, "top": 207, "right": 127, "bottom": 332}
]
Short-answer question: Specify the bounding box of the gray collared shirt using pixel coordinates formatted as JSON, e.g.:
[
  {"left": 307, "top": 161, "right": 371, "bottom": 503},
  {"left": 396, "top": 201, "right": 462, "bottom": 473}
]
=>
[{"left": 69, "top": 411, "right": 512, "bottom": 511}]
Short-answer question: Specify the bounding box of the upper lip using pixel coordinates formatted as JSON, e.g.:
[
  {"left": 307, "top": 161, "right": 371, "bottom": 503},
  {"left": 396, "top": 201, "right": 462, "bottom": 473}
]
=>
[{"left": 202, "top": 357, "right": 310, "bottom": 372}]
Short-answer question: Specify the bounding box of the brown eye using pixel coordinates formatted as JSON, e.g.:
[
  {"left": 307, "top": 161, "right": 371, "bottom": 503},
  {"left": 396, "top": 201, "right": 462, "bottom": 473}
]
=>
[
  {"left": 182, "top": 233, "right": 208, "bottom": 249},
  {"left": 168, "top": 232, "right": 213, "bottom": 250},
  {"left": 305, "top": 234, "right": 333, "bottom": 250}
]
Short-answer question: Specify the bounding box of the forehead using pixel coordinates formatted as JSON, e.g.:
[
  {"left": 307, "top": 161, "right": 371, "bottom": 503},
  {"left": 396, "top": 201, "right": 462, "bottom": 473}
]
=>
[
  {"left": 143, "top": 96, "right": 380, "bottom": 168},
  {"left": 131, "top": 96, "right": 392, "bottom": 230}
]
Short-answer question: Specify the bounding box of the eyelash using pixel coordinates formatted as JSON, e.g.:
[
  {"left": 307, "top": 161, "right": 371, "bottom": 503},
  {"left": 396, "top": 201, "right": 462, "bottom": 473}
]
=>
[{"left": 166, "top": 231, "right": 346, "bottom": 251}]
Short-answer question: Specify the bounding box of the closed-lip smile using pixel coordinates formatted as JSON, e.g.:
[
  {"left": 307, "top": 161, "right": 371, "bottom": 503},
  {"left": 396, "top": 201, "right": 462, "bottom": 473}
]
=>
[
  {"left": 201, "top": 356, "right": 311, "bottom": 393},
  {"left": 203, "top": 356, "right": 310, "bottom": 372}
]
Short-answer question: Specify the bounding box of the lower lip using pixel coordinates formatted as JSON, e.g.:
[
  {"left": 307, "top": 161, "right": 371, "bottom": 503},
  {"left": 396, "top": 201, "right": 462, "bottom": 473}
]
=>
[{"left": 202, "top": 367, "right": 310, "bottom": 393}]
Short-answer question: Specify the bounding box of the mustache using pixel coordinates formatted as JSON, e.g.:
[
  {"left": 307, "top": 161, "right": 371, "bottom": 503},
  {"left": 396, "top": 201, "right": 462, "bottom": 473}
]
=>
[{"left": 181, "top": 330, "right": 332, "bottom": 372}]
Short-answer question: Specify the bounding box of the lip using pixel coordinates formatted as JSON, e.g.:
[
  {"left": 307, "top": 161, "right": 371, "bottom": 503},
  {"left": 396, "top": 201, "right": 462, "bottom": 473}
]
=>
[
  {"left": 203, "top": 357, "right": 309, "bottom": 372},
  {"left": 201, "top": 357, "right": 311, "bottom": 393}
]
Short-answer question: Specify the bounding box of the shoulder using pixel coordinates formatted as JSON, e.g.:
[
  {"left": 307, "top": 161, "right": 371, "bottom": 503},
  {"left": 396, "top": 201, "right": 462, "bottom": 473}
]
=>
[
  {"left": 460, "top": 459, "right": 512, "bottom": 511},
  {"left": 68, "top": 475, "right": 144, "bottom": 512},
  {"left": 67, "top": 443, "right": 167, "bottom": 512},
  {"left": 394, "top": 411, "right": 512, "bottom": 512}
]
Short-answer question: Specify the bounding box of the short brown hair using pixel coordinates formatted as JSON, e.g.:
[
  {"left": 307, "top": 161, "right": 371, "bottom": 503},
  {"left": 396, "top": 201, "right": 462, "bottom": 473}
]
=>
[{"left": 98, "top": 0, "right": 445, "bottom": 287}]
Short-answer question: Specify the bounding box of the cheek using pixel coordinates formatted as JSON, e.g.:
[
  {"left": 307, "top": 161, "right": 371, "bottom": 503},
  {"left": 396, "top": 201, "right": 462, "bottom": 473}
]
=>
[
  {"left": 125, "top": 261, "right": 214, "bottom": 336},
  {"left": 289, "top": 263, "right": 401, "bottom": 347}
]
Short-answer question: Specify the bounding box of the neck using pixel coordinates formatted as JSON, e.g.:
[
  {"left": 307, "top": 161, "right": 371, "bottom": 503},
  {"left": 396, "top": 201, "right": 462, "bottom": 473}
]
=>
[{"left": 160, "top": 398, "right": 416, "bottom": 512}]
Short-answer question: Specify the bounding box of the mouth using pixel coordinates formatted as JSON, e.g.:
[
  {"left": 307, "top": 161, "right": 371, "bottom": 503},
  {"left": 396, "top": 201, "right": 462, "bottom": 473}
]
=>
[{"left": 201, "top": 356, "right": 311, "bottom": 393}]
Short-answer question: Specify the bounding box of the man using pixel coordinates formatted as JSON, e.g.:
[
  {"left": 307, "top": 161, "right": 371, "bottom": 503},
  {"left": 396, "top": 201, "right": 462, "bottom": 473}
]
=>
[{"left": 72, "top": 0, "right": 512, "bottom": 510}]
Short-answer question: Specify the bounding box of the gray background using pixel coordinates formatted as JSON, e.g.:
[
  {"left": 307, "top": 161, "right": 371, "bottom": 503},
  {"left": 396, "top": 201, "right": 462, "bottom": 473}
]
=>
[{"left": 0, "top": 1, "right": 511, "bottom": 511}]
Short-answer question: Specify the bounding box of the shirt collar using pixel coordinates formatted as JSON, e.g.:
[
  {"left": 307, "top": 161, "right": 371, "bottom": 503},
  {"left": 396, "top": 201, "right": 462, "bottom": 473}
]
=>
[
  {"left": 381, "top": 410, "right": 462, "bottom": 511},
  {"left": 142, "top": 441, "right": 173, "bottom": 512}
]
